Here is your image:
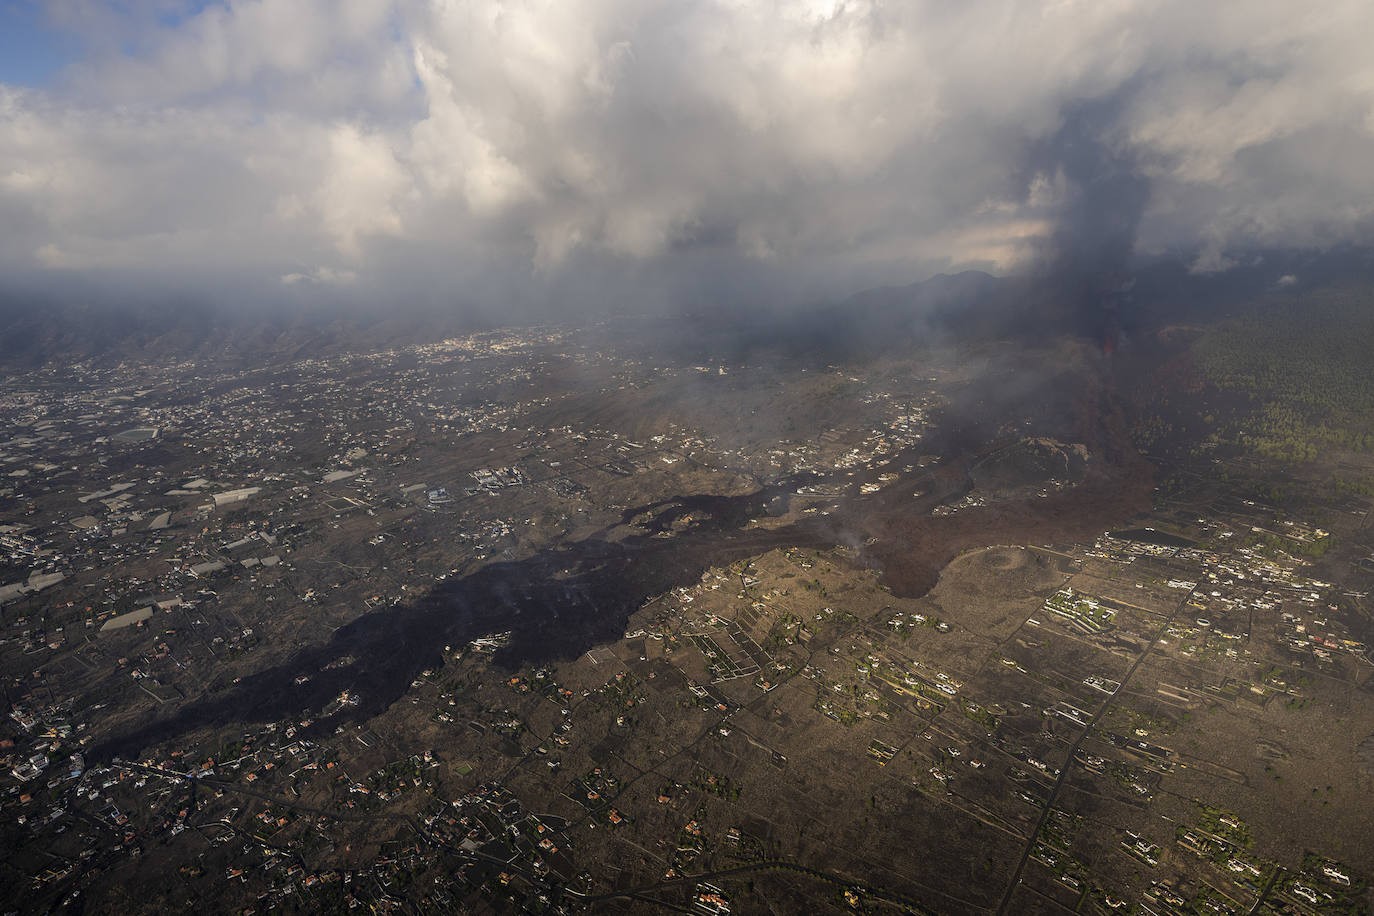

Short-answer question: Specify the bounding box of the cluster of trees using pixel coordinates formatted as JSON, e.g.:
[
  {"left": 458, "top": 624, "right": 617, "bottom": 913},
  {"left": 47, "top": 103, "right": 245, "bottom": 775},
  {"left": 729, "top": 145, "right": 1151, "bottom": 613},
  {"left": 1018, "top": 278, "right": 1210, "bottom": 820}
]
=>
[{"left": 1193, "top": 289, "right": 1374, "bottom": 464}]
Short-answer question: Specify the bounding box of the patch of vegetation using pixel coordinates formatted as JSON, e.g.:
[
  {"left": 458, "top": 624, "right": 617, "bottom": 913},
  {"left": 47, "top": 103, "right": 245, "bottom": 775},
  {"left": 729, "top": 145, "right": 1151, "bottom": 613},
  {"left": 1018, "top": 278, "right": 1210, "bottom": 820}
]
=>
[{"left": 1193, "top": 289, "right": 1374, "bottom": 464}]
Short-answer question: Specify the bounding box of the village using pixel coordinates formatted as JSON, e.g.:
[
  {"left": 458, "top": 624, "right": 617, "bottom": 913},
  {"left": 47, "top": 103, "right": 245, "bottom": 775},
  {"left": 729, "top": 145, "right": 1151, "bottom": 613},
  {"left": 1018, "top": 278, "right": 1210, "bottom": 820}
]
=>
[{"left": 0, "top": 325, "right": 1372, "bottom": 914}]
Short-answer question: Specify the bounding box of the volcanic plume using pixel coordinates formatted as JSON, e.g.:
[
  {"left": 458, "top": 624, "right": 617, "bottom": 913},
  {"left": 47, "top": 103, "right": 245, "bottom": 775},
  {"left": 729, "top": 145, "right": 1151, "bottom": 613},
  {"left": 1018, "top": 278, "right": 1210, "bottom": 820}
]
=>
[{"left": 1031, "top": 96, "right": 1151, "bottom": 353}]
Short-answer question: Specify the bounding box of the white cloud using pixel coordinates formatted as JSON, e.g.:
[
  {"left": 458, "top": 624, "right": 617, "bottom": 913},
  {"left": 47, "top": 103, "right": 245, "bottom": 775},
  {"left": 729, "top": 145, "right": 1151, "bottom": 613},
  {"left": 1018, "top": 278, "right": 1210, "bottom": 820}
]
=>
[
  {"left": 3, "top": 0, "right": 1373, "bottom": 307},
  {"left": 281, "top": 266, "right": 359, "bottom": 286}
]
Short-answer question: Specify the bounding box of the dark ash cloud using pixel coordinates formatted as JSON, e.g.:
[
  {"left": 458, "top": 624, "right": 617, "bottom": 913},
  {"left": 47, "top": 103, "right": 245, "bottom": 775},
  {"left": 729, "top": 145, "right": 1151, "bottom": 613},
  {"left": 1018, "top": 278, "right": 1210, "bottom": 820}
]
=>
[
  {"left": 1030, "top": 94, "right": 1152, "bottom": 346},
  {"left": 1, "top": 1, "right": 1373, "bottom": 316}
]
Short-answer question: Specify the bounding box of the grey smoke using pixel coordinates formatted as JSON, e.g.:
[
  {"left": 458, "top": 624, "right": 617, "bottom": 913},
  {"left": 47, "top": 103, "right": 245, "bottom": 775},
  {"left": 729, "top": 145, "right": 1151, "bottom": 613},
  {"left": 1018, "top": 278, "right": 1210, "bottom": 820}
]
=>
[
  {"left": 1030, "top": 94, "right": 1151, "bottom": 342},
  {"left": 2, "top": 1, "right": 1374, "bottom": 317}
]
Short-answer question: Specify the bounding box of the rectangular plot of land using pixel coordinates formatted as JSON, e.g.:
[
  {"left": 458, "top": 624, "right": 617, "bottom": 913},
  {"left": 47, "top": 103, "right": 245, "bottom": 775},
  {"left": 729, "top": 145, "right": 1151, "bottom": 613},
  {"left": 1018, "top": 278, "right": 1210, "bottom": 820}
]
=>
[{"left": 584, "top": 647, "right": 618, "bottom": 666}]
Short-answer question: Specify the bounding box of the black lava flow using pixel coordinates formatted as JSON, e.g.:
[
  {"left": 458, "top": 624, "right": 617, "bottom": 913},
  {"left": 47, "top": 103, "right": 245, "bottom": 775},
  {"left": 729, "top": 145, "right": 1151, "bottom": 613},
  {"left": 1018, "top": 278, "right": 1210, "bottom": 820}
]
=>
[{"left": 95, "top": 410, "right": 1003, "bottom": 762}]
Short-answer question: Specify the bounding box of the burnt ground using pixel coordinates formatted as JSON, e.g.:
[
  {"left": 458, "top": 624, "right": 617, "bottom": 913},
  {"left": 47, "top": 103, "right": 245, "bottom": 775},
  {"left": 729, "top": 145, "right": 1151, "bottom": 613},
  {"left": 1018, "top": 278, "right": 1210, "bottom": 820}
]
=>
[{"left": 94, "top": 348, "right": 1154, "bottom": 763}]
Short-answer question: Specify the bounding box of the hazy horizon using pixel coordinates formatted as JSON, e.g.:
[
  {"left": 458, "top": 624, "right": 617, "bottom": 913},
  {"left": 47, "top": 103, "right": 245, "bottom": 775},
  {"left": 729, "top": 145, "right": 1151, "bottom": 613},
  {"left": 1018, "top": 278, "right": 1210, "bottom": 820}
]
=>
[{"left": 3, "top": 1, "right": 1373, "bottom": 320}]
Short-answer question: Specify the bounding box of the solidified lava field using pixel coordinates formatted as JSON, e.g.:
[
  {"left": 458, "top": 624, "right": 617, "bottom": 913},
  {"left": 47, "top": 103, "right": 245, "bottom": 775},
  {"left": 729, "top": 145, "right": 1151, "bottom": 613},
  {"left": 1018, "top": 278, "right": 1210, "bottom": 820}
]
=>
[{"left": 96, "top": 351, "right": 1151, "bottom": 762}]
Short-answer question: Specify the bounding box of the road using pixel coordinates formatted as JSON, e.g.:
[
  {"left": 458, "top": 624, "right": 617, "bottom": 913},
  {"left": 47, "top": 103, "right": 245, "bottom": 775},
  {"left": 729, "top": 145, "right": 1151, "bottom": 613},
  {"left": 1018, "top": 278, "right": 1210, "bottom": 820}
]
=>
[{"left": 994, "top": 589, "right": 1192, "bottom": 915}]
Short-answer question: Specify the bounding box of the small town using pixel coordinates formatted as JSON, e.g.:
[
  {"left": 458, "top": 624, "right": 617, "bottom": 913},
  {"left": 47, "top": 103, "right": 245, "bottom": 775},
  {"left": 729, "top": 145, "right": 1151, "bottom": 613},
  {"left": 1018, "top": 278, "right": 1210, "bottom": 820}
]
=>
[{"left": 1, "top": 321, "right": 1372, "bottom": 914}]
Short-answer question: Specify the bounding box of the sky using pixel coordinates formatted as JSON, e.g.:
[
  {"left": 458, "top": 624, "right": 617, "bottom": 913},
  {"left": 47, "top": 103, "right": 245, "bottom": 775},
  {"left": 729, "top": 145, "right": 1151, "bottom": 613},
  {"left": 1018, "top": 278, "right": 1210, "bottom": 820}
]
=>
[{"left": 2, "top": 0, "right": 1373, "bottom": 316}]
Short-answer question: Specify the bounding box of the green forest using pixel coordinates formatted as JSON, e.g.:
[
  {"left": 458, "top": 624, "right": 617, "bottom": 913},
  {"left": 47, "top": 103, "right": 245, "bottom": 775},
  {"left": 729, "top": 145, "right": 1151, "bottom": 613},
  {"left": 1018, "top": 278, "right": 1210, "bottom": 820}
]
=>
[{"left": 1192, "top": 288, "right": 1374, "bottom": 464}]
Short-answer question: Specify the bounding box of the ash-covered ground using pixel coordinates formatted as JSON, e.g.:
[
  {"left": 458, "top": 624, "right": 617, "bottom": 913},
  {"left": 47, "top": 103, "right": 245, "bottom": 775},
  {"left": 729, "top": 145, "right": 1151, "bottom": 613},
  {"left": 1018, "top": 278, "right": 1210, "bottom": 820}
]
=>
[{"left": 4, "top": 296, "right": 1373, "bottom": 915}]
